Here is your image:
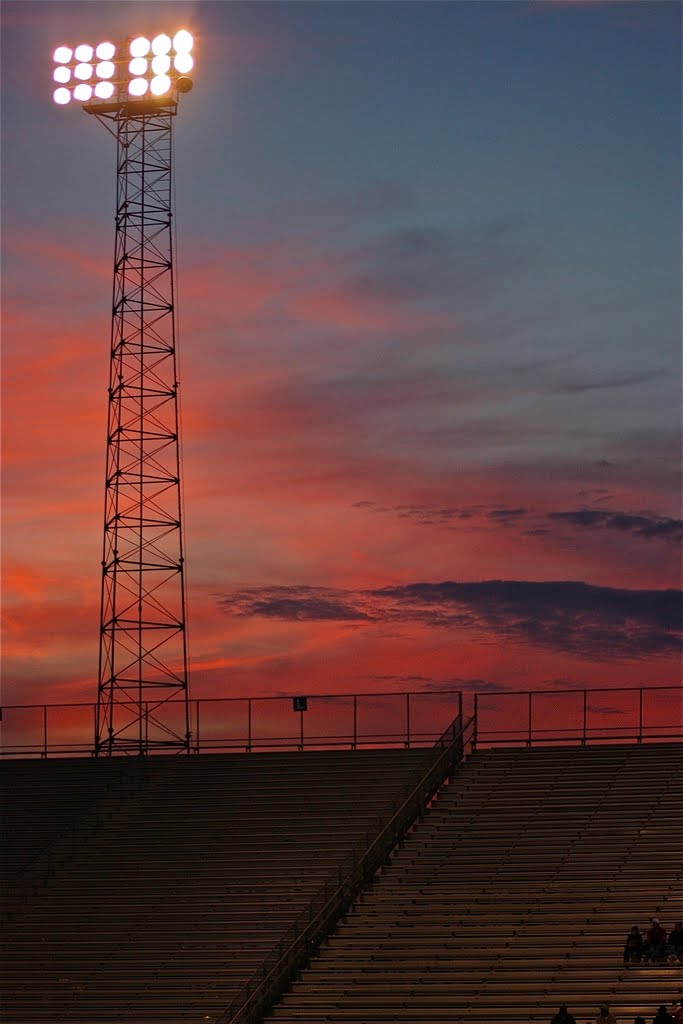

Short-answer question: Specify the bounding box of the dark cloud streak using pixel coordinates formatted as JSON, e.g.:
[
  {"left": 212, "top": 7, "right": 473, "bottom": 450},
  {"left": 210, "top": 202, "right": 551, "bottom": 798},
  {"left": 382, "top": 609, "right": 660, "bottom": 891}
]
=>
[{"left": 218, "top": 579, "right": 681, "bottom": 660}]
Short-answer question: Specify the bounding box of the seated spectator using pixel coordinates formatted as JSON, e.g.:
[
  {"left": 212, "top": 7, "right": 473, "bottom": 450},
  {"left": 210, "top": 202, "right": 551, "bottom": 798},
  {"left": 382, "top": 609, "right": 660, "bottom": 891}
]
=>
[
  {"left": 635, "top": 1017, "right": 646, "bottom": 1024},
  {"left": 667, "top": 922, "right": 683, "bottom": 962},
  {"left": 671, "top": 1001, "right": 683, "bottom": 1024},
  {"left": 551, "top": 1005, "right": 577, "bottom": 1024},
  {"left": 596, "top": 1004, "right": 618, "bottom": 1024},
  {"left": 644, "top": 919, "right": 668, "bottom": 963},
  {"left": 652, "top": 1007, "right": 674, "bottom": 1024},
  {"left": 624, "top": 926, "right": 644, "bottom": 964}
]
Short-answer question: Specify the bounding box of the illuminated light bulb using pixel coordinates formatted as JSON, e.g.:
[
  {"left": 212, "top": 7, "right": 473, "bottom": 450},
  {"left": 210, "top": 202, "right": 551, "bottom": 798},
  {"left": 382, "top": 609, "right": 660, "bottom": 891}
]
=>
[
  {"left": 129, "top": 57, "right": 148, "bottom": 76},
  {"left": 53, "top": 66, "right": 71, "bottom": 84},
  {"left": 173, "top": 52, "right": 193, "bottom": 74},
  {"left": 54, "top": 46, "right": 72, "bottom": 64},
  {"left": 130, "top": 36, "right": 150, "bottom": 58},
  {"left": 74, "top": 44, "right": 93, "bottom": 61},
  {"left": 152, "top": 33, "right": 171, "bottom": 55},
  {"left": 150, "top": 73, "right": 171, "bottom": 96},
  {"left": 53, "top": 87, "right": 71, "bottom": 104},
  {"left": 96, "top": 61, "right": 115, "bottom": 79},
  {"left": 172, "top": 30, "right": 193, "bottom": 53},
  {"left": 73, "top": 83, "right": 93, "bottom": 101},
  {"left": 94, "top": 81, "right": 115, "bottom": 99},
  {"left": 128, "top": 77, "right": 148, "bottom": 96},
  {"left": 96, "top": 41, "right": 116, "bottom": 60},
  {"left": 151, "top": 54, "right": 170, "bottom": 75},
  {"left": 74, "top": 63, "right": 93, "bottom": 80}
]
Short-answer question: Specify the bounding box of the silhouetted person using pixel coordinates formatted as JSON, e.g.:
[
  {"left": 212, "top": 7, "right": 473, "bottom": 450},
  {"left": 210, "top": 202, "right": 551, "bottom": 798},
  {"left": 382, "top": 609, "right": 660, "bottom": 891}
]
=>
[
  {"left": 624, "top": 925, "right": 644, "bottom": 964},
  {"left": 596, "top": 1005, "right": 618, "bottom": 1024},
  {"left": 652, "top": 1007, "right": 674, "bottom": 1024},
  {"left": 551, "top": 1005, "right": 577, "bottom": 1024},
  {"left": 667, "top": 922, "right": 683, "bottom": 961},
  {"left": 644, "top": 918, "right": 667, "bottom": 963}
]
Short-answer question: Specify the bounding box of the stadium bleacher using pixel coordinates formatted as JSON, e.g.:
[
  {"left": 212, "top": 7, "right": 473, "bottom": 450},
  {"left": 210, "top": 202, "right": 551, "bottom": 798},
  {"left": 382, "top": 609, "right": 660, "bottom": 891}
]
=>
[{"left": 1, "top": 734, "right": 681, "bottom": 1023}]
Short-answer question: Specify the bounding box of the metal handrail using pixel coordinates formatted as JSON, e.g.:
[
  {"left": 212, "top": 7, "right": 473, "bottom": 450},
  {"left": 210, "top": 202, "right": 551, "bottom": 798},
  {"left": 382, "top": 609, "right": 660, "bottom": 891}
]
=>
[{"left": 216, "top": 704, "right": 473, "bottom": 1024}]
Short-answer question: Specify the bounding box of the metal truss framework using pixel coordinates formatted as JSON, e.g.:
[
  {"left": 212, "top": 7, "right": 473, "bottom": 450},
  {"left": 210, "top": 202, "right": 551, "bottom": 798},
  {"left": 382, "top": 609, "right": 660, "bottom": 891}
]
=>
[{"left": 93, "top": 99, "right": 190, "bottom": 755}]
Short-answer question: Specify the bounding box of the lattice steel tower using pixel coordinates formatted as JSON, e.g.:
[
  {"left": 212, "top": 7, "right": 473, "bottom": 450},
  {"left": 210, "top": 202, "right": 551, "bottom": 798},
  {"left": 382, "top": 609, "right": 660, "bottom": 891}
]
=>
[{"left": 52, "top": 31, "right": 195, "bottom": 755}]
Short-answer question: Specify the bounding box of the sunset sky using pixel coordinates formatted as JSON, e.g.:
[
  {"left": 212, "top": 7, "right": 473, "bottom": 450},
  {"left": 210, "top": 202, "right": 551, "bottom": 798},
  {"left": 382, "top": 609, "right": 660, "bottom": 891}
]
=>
[{"left": 1, "top": 0, "right": 681, "bottom": 716}]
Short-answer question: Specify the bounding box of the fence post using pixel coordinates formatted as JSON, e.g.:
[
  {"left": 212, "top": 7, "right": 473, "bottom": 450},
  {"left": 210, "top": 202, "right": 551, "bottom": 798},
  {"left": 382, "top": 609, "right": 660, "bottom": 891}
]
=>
[
  {"left": 248, "top": 699, "right": 252, "bottom": 753},
  {"left": 353, "top": 695, "right": 357, "bottom": 750},
  {"left": 473, "top": 693, "right": 478, "bottom": 749},
  {"left": 195, "top": 700, "right": 200, "bottom": 754},
  {"left": 299, "top": 709, "right": 304, "bottom": 751},
  {"left": 582, "top": 690, "right": 587, "bottom": 745},
  {"left": 43, "top": 705, "right": 48, "bottom": 759},
  {"left": 638, "top": 688, "right": 643, "bottom": 743},
  {"left": 406, "top": 693, "right": 411, "bottom": 748},
  {"left": 145, "top": 703, "right": 149, "bottom": 754},
  {"left": 527, "top": 692, "right": 532, "bottom": 747}
]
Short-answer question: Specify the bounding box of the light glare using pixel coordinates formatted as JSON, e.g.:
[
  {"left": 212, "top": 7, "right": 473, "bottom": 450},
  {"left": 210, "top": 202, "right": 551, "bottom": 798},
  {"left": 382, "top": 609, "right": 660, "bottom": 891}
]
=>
[
  {"left": 96, "top": 61, "right": 115, "bottom": 79},
  {"left": 74, "top": 63, "right": 93, "bottom": 80},
  {"left": 73, "top": 83, "right": 93, "bottom": 101},
  {"left": 74, "top": 44, "right": 93, "bottom": 61},
  {"left": 129, "top": 77, "right": 148, "bottom": 96},
  {"left": 152, "top": 34, "right": 171, "bottom": 55},
  {"left": 94, "top": 81, "right": 115, "bottom": 99},
  {"left": 53, "top": 66, "right": 71, "bottom": 84},
  {"left": 130, "top": 37, "right": 150, "bottom": 58},
  {"left": 96, "top": 41, "right": 116, "bottom": 60},
  {"left": 173, "top": 30, "right": 193, "bottom": 53},
  {"left": 173, "top": 53, "right": 193, "bottom": 74},
  {"left": 151, "top": 74, "right": 171, "bottom": 96},
  {"left": 151, "top": 54, "right": 171, "bottom": 75},
  {"left": 54, "top": 46, "right": 72, "bottom": 64},
  {"left": 129, "top": 57, "right": 148, "bottom": 76},
  {"left": 53, "top": 87, "right": 71, "bottom": 105}
]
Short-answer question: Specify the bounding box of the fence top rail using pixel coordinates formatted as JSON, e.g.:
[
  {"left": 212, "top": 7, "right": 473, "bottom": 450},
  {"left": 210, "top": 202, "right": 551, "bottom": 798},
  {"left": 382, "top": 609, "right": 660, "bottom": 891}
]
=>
[
  {"left": 2, "top": 684, "right": 679, "bottom": 713},
  {"left": 0, "top": 689, "right": 461, "bottom": 711},
  {"left": 474, "top": 685, "right": 679, "bottom": 697}
]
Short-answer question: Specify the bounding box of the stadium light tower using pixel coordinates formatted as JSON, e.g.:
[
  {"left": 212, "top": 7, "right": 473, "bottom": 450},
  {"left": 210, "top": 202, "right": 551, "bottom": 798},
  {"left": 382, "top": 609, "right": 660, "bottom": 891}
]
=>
[{"left": 53, "top": 31, "right": 195, "bottom": 756}]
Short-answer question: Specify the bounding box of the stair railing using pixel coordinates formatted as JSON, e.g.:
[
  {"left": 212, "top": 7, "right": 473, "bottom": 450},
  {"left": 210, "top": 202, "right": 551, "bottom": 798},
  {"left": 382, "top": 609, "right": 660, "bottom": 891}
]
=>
[{"left": 216, "top": 703, "right": 475, "bottom": 1024}]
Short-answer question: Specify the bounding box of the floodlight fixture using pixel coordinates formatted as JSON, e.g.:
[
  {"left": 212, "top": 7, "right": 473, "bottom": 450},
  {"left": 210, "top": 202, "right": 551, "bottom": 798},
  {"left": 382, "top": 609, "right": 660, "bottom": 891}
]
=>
[
  {"left": 94, "top": 81, "right": 115, "bottom": 99},
  {"left": 174, "top": 53, "right": 193, "bottom": 74},
  {"left": 151, "top": 74, "right": 172, "bottom": 96},
  {"left": 53, "top": 87, "right": 70, "bottom": 104},
  {"left": 52, "top": 29, "right": 196, "bottom": 108},
  {"left": 173, "top": 30, "right": 193, "bottom": 52},
  {"left": 152, "top": 54, "right": 171, "bottom": 75},
  {"left": 152, "top": 33, "right": 172, "bottom": 55},
  {"left": 130, "top": 36, "right": 151, "bottom": 57},
  {"left": 96, "top": 41, "right": 116, "bottom": 60},
  {"left": 129, "top": 56, "right": 148, "bottom": 76}
]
